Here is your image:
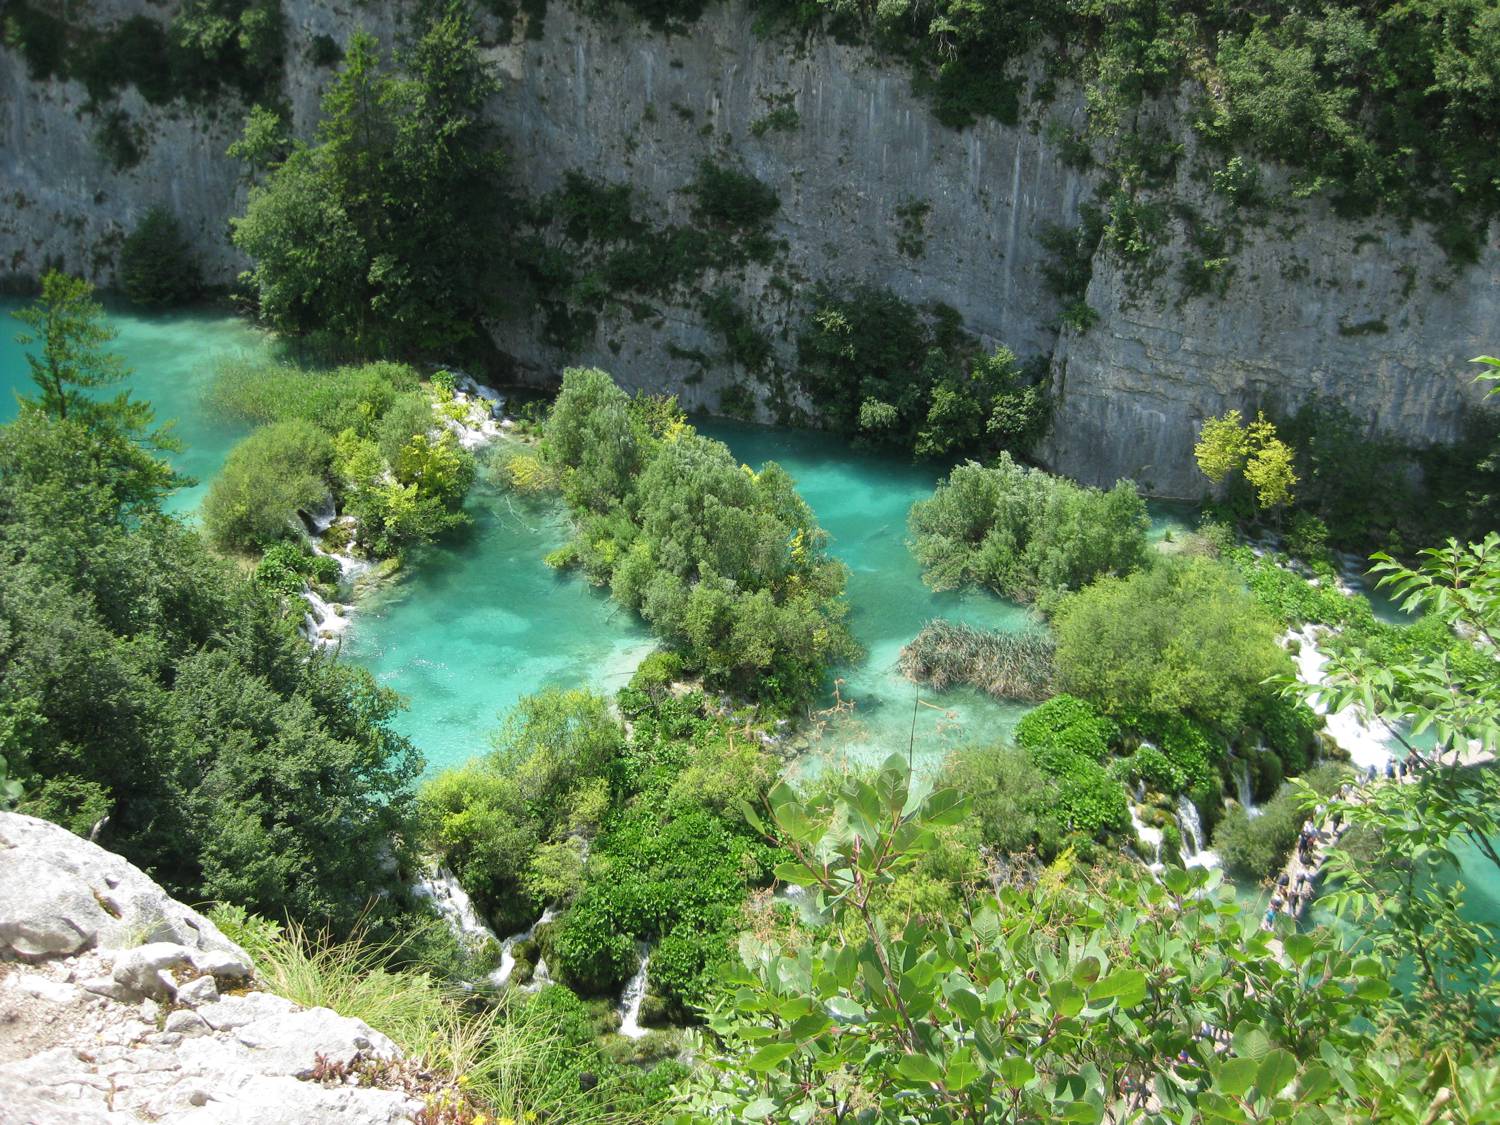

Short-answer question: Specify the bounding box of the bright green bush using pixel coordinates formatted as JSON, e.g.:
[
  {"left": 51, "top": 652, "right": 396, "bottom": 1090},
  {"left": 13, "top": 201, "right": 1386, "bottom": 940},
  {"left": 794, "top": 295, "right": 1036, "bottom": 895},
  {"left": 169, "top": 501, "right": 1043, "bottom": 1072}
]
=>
[
  {"left": 209, "top": 357, "right": 422, "bottom": 436},
  {"left": 1014, "top": 694, "right": 1116, "bottom": 762},
  {"left": 201, "top": 419, "right": 334, "bottom": 551},
  {"left": 909, "top": 455, "right": 1149, "bottom": 604},
  {"left": 542, "top": 369, "right": 855, "bottom": 706},
  {"left": 1054, "top": 556, "right": 1288, "bottom": 732},
  {"left": 252, "top": 540, "right": 338, "bottom": 597}
]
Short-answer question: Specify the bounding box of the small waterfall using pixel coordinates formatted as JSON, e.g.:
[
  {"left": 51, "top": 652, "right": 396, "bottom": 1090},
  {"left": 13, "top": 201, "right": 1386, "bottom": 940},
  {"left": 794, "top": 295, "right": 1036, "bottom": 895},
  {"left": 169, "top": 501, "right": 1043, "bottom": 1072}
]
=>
[
  {"left": 302, "top": 589, "right": 352, "bottom": 649},
  {"left": 1288, "top": 625, "right": 1393, "bottom": 771},
  {"left": 1175, "top": 794, "right": 1220, "bottom": 869},
  {"left": 491, "top": 905, "right": 559, "bottom": 988},
  {"left": 1129, "top": 806, "right": 1164, "bottom": 871},
  {"left": 616, "top": 943, "right": 652, "bottom": 1039},
  {"left": 412, "top": 866, "right": 500, "bottom": 947},
  {"left": 1234, "top": 760, "right": 1261, "bottom": 818}
]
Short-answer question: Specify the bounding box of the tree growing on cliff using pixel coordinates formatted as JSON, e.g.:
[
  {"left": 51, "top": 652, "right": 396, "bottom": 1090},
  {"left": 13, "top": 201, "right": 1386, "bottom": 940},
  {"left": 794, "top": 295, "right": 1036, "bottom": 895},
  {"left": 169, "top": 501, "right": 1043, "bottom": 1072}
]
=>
[
  {"left": 231, "top": 2, "right": 505, "bottom": 357},
  {"left": 118, "top": 207, "right": 204, "bottom": 307}
]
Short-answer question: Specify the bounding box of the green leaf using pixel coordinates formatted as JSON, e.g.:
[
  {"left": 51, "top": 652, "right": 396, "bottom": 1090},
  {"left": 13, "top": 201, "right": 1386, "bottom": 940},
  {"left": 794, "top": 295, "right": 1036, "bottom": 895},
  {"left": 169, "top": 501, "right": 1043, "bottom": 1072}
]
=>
[
  {"left": 1354, "top": 977, "right": 1390, "bottom": 1002},
  {"left": 945, "top": 1045, "right": 982, "bottom": 1090},
  {"left": 896, "top": 1053, "right": 945, "bottom": 1085},
  {"left": 746, "top": 1041, "right": 800, "bottom": 1072},
  {"left": 1048, "top": 979, "right": 1085, "bottom": 1018},
  {"left": 1256, "top": 1049, "right": 1297, "bottom": 1097},
  {"left": 826, "top": 997, "right": 867, "bottom": 1023},
  {"left": 742, "top": 1096, "right": 777, "bottom": 1120},
  {"left": 921, "top": 787, "right": 969, "bottom": 826},
  {"left": 1298, "top": 1065, "right": 1333, "bottom": 1100},
  {"left": 1089, "top": 968, "right": 1146, "bottom": 1008},
  {"left": 1216, "top": 1056, "right": 1260, "bottom": 1098},
  {"left": 1283, "top": 932, "right": 1315, "bottom": 965},
  {"left": 999, "top": 1055, "right": 1036, "bottom": 1087}
]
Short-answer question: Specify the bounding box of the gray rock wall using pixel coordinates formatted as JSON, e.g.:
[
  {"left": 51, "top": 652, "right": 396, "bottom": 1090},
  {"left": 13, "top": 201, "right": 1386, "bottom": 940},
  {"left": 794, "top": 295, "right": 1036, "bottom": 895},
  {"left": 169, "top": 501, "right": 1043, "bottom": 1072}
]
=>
[{"left": 0, "top": 0, "right": 1493, "bottom": 493}]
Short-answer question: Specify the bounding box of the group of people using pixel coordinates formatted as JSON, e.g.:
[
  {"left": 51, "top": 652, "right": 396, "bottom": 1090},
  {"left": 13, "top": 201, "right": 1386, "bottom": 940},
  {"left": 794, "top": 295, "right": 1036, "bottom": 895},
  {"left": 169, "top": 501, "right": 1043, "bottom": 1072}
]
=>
[{"left": 1260, "top": 754, "right": 1421, "bottom": 931}]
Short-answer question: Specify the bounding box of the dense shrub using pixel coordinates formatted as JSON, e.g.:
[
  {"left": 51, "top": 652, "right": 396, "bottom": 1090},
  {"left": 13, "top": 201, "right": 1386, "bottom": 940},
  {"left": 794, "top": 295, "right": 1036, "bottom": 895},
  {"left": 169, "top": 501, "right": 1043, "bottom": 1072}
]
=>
[
  {"left": 939, "top": 743, "right": 1068, "bottom": 859},
  {"left": 201, "top": 419, "right": 334, "bottom": 551},
  {"left": 1015, "top": 694, "right": 1116, "bottom": 762},
  {"left": 909, "top": 456, "right": 1149, "bottom": 604},
  {"left": 539, "top": 368, "right": 855, "bottom": 706},
  {"left": 118, "top": 208, "right": 203, "bottom": 306},
  {"left": 209, "top": 357, "right": 423, "bottom": 435},
  {"left": 686, "top": 161, "right": 780, "bottom": 231},
  {"left": 1053, "top": 556, "right": 1288, "bottom": 732}
]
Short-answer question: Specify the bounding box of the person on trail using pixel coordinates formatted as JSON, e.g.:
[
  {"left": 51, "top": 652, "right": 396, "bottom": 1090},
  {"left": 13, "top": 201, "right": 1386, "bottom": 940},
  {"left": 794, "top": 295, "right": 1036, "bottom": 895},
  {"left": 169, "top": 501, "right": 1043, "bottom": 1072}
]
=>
[
  {"left": 1263, "top": 905, "right": 1276, "bottom": 930},
  {"left": 1386, "top": 760, "right": 1396, "bottom": 780},
  {"left": 1367, "top": 765, "right": 1377, "bottom": 783},
  {"left": 1276, "top": 872, "right": 1290, "bottom": 894}
]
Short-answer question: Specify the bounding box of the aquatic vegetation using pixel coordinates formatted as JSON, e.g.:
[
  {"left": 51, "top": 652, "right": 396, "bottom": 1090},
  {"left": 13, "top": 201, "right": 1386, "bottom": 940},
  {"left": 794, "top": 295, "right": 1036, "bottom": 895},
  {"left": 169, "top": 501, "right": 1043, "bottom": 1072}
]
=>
[{"left": 898, "top": 619, "right": 1054, "bottom": 701}]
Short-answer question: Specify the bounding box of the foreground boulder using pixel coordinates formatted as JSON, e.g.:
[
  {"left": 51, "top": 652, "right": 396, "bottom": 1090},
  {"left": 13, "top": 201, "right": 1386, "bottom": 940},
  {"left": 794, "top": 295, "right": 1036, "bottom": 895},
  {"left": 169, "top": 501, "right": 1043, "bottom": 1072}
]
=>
[{"left": 0, "top": 813, "right": 422, "bottom": 1124}]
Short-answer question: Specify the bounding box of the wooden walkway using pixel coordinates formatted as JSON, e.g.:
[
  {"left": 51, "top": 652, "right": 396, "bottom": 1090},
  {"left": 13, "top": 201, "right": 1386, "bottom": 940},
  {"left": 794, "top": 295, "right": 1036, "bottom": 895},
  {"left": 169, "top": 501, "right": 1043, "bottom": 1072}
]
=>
[{"left": 1259, "top": 742, "right": 1495, "bottom": 928}]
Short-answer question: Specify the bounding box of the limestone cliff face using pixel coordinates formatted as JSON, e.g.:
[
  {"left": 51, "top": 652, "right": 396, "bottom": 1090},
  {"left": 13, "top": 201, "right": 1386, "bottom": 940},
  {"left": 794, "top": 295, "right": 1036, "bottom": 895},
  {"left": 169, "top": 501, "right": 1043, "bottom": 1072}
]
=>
[{"left": 0, "top": 0, "right": 1493, "bottom": 493}]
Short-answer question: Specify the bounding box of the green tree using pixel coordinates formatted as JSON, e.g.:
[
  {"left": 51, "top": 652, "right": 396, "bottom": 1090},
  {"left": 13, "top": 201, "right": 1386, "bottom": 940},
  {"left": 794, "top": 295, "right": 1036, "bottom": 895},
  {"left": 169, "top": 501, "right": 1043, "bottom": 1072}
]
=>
[
  {"left": 682, "top": 756, "right": 1472, "bottom": 1122},
  {"left": 202, "top": 419, "right": 336, "bottom": 551},
  {"left": 231, "top": 4, "right": 505, "bottom": 356},
  {"left": 1053, "top": 556, "right": 1287, "bottom": 732},
  {"left": 118, "top": 207, "right": 204, "bottom": 307},
  {"left": 908, "top": 455, "right": 1149, "bottom": 604},
  {"left": 1194, "top": 409, "right": 1298, "bottom": 511},
  {"left": 10, "top": 272, "right": 181, "bottom": 501}
]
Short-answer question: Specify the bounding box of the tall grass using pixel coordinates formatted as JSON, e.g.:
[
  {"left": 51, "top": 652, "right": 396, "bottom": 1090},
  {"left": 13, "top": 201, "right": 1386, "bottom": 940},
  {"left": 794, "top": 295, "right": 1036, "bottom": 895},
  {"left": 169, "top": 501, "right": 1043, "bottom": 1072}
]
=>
[
  {"left": 899, "top": 619, "right": 1055, "bottom": 701},
  {"left": 209, "top": 906, "right": 654, "bottom": 1123}
]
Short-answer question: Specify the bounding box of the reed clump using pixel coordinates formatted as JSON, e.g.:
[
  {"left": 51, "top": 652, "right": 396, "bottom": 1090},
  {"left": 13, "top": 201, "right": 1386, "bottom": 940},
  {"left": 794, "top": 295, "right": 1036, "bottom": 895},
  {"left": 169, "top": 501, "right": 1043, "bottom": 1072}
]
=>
[{"left": 899, "top": 619, "right": 1055, "bottom": 701}]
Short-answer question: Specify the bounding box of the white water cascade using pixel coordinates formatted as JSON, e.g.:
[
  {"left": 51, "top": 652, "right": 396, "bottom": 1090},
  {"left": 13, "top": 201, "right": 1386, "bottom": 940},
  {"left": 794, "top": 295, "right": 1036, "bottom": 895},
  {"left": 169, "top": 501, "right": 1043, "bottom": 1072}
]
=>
[
  {"left": 412, "top": 866, "right": 502, "bottom": 949},
  {"left": 1289, "top": 625, "right": 1393, "bottom": 772},
  {"left": 616, "top": 943, "right": 652, "bottom": 1039},
  {"left": 492, "top": 905, "right": 559, "bottom": 988},
  {"left": 1129, "top": 806, "right": 1164, "bottom": 872},
  {"left": 1176, "top": 794, "right": 1220, "bottom": 869},
  {"left": 1234, "top": 760, "right": 1261, "bottom": 818},
  {"left": 302, "top": 588, "right": 353, "bottom": 650}
]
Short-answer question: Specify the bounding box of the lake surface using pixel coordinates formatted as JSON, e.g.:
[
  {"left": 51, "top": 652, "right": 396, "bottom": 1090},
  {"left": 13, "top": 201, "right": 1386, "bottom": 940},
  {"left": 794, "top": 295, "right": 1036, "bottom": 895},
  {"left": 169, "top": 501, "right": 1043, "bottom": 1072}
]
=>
[{"left": 345, "top": 420, "right": 1055, "bottom": 777}]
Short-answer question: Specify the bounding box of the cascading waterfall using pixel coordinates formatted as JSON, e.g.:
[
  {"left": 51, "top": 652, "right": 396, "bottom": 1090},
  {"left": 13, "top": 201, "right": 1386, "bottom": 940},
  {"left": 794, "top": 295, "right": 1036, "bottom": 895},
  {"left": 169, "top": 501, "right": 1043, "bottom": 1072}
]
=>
[
  {"left": 616, "top": 943, "right": 652, "bottom": 1039},
  {"left": 1234, "top": 760, "right": 1261, "bottom": 818},
  {"left": 492, "top": 905, "right": 559, "bottom": 988},
  {"left": 1129, "top": 806, "right": 1164, "bottom": 871},
  {"left": 1175, "top": 794, "right": 1220, "bottom": 869},
  {"left": 412, "top": 866, "right": 501, "bottom": 948},
  {"left": 302, "top": 589, "right": 352, "bottom": 649}
]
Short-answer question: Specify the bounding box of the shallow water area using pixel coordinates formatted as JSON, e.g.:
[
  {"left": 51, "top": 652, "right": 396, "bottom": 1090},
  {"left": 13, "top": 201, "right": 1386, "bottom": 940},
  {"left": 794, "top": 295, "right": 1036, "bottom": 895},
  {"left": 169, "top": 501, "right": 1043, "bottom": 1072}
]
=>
[{"left": 0, "top": 297, "right": 271, "bottom": 514}]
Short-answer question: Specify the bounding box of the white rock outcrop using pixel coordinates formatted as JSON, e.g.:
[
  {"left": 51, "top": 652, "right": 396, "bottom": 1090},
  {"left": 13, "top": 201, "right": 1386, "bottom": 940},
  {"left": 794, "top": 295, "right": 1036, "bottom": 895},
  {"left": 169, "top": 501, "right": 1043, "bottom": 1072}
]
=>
[{"left": 0, "top": 812, "right": 422, "bottom": 1124}]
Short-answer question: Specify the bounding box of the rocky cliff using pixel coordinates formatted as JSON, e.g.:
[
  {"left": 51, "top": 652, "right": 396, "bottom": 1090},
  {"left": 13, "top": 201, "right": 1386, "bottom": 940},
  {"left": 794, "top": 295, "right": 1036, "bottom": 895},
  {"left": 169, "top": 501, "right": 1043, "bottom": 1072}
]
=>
[
  {"left": 0, "top": 812, "right": 421, "bottom": 1124},
  {"left": 0, "top": 0, "right": 1493, "bottom": 494}
]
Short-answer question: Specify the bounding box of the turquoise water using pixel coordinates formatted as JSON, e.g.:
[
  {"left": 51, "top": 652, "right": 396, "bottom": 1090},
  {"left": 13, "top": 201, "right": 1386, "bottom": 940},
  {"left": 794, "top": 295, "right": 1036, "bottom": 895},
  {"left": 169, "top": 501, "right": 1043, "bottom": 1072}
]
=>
[
  {"left": 0, "top": 296, "right": 270, "bottom": 514},
  {"left": 346, "top": 421, "right": 1045, "bottom": 777}
]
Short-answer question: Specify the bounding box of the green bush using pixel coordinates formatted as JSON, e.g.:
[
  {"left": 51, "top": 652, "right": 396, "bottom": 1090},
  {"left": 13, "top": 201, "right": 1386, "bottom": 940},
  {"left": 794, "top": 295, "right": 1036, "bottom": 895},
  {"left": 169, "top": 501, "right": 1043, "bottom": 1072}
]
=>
[
  {"left": 909, "top": 456, "right": 1149, "bottom": 604},
  {"left": 209, "top": 358, "right": 422, "bottom": 437},
  {"left": 1025, "top": 744, "right": 1130, "bottom": 838},
  {"left": 1213, "top": 786, "right": 1303, "bottom": 880},
  {"left": 1015, "top": 694, "right": 1116, "bottom": 762},
  {"left": 118, "top": 208, "right": 203, "bottom": 307},
  {"left": 1054, "top": 556, "right": 1288, "bottom": 732},
  {"left": 1116, "top": 743, "right": 1186, "bottom": 795},
  {"left": 253, "top": 540, "right": 336, "bottom": 597},
  {"left": 798, "top": 287, "right": 1050, "bottom": 460},
  {"left": 687, "top": 161, "right": 780, "bottom": 230},
  {"left": 542, "top": 369, "right": 856, "bottom": 706},
  {"left": 202, "top": 420, "right": 335, "bottom": 551},
  {"left": 939, "top": 743, "right": 1068, "bottom": 859}
]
